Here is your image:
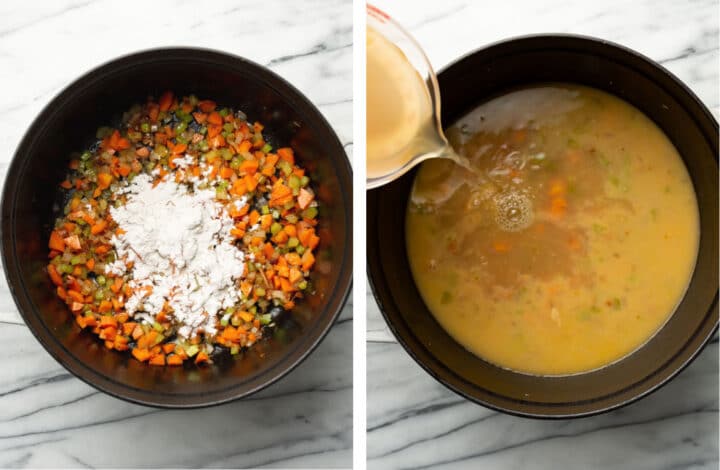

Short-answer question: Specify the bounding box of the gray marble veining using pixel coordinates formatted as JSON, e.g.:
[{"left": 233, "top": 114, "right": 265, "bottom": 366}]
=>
[
  {"left": 0, "top": 0, "right": 352, "bottom": 468},
  {"left": 367, "top": 0, "right": 718, "bottom": 469}
]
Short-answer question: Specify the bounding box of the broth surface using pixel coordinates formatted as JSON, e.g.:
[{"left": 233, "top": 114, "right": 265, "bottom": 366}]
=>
[{"left": 406, "top": 84, "right": 699, "bottom": 375}]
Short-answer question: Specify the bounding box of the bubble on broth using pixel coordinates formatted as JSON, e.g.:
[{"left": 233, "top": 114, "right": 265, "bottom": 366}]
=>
[{"left": 493, "top": 191, "right": 534, "bottom": 232}]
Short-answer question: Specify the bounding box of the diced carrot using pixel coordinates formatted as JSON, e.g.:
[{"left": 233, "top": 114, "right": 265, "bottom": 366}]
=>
[
  {"left": 209, "top": 134, "right": 226, "bottom": 149},
  {"left": 493, "top": 241, "right": 510, "bottom": 253},
  {"left": 549, "top": 179, "right": 567, "bottom": 197},
  {"left": 90, "top": 220, "right": 107, "bottom": 235},
  {"left": 56, "top": 286, "right": 67, "bottom": 300},
  {"left": 122, "top": 322, "right": 138, "bottom": 335},
  {"left": 149, "top": 353, "right": 166, "bottom": 366},
  {"left": 162, "top": 343, "right": 175, "bottom": 354},
  {"left": 207, "top": 124, "right": 222, "bottom": 139},
  {"left": 298, "top": 188, "right": 314, "bottom": 210},
  {"left": 67, "top": 289, "right": 85, "bottom": 303},
  {"left": 308, "top": 234, "right": 320, "bottom": 250},
  {"left": 135, "top": 146, "right": 150, "bottom": 158},
  {"left": 132, "top": 325, "right": 144, "bottom": 340},
  {"left": 207, "top": 112, "right": 223, "bottom": 126},
  {"left": 60, "top": 179, "right": 73, "bottom": 189},
  {"left": 100, "top": 315, "right": 117, "bottom": 328},
  {"left": 132, "top": 348, "right": 151, "bottom": 362},
  {"left": 244, "top": 173, "right": 258, "bottom": 192},
  {"left": 170, "top": 142, "right": 187, "bottom": 155},
  {"left": 195, "top": 351, "right": 209, "bottom": 365},
  {"left": 94, "top": 245, "right": 110, "bottom": 255},
  {"left": 269, "top": 179, "right": 293, "bottom": 207},
  {"left": 220, "top": 167, "right": 234, "bottom": 179},
  {"left": 48, "top": 231, "right": 66, "bottom": 251},
  {"left": 277, "top": 147, "right": 295, "bottom": 164},
  {"left": 283, "top": 224, "right": 297, "bottom": 238},
  {"left": 301, "top": 250, "right": 315, "bottom": 271},
  {"left": 158, "top": 91, "right": 174, "bottom": 112},
  {"left": 239, "top": 159, "right": 259, "bottom": 175},
  {"left": 285, "top": 252, "right": 301, "bottom": 266},
  {"left": 97, "top": 172, "right": 113, "bottom": 190},
  {"left": 248, "top": 210, "right": 260, "bottom": 227},
  {"left": 98, "top": 300, "right": 112, "bottom": 313},
  {"left": 99, "top": 326, "right": 117, "bottom": 340},
  {"left": 230, "top": 178, "right": 246, "bottom": 197},
  {"left": 75, "top": 315, "right": 87, "bottom": 329},
  {"left": 111, "top": 297, "right": 123, "bottom": 311},
  {"left": 47, "top": 264, "right": 64, "bottom": 286},
  {"left": 289, "top": 267, "right": 303, "bottom": 284},
  {"left": 167, "top": 354, "right": 184, "bottom": 365},
  {"left": 192, "top": 112, "right": 207, "bottom": 124},
  {"left": 85, "top": 258, "right": 95, "bottom": 270},
  {"left": 550, "top": 197, "right": 567, "bottom": 218},
  {"left": 260, "top": 214, "right": 272, "bottom": 231},
  {"left": 198, "top": 100, "right": 216, "bottom": 113},
  {"left": 72, "top": 266, "right": 83, "bottom": 277},
  {"left": 263, "top": 243, "right": 275, "bottom": 259}
]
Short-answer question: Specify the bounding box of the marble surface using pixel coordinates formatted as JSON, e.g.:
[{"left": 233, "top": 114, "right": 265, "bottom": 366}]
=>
[
  {"left": 0, "top": 0, "right": 352, "bottom": 468},
  {"left": 367, "top": 0, "right": 719, "bottom": 468}
]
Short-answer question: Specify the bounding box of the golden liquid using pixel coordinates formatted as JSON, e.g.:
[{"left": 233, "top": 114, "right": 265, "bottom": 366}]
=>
[
  {"left": 366, "top": 26, "right": 435, "bottom": 180},
  {"left": 406, "top": 84, "right": 699, "bottom": 376}
]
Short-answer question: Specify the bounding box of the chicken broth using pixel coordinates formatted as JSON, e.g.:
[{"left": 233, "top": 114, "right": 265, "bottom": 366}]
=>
[{"left": 406, "top": 84, "right": 699, "bottom": 375}]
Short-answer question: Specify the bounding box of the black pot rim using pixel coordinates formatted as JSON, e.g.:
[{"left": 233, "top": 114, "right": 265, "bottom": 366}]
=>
[
  {"left": 368, "top": 33, "right": 718, "bottom": 419},
  {"left": 1, "top": 46, "right": 353, "bottom": 408}
]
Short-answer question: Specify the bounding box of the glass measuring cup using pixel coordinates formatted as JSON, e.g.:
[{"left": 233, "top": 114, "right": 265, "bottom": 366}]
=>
[{"left": 366, "top": 5, "right": 461, "bottom": 189}]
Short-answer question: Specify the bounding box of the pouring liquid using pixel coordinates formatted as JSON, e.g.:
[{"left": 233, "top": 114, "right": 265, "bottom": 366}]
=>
[{"left": 366, "top": 26, "right": 471, "bottom": 185}]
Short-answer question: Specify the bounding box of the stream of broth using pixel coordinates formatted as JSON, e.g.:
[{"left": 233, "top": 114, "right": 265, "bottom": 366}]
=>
[{"left": 406, "top": 84, "right": 699, "bottom": 376}]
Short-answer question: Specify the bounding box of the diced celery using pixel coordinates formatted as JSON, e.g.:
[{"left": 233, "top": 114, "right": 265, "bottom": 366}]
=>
[
  {"left": 140, "top": 122, "right": 150, "bottom": 133},
  {"left": 152, "top": 322, "right": 164, "bottom": 332},
  {"left": 185, "top": 345, "right": 199, "bottom": 357},
  {"left": 255, "top": 287, "right": 266, "bottom": 297},
  {"left": 70, "top": 255, "right": 85, "bottom": 266},
  {"left": 288, "top": 175, "right": 300, "bottom": 190},
  {"left": 175, "top": 121, "right": 187, "bottom": 133},
  {"left": 94, "top": 290, "right": 104, "bottom": 300},
  {"left": 199, "top": 141, "right": 209, "bottom": 152},
  {"left": 218, "top": 108, "right": 230, "bottom": 117},
  {"left": 287, "top": 237, "right": 299, "bottom": 248},
  {"left": 80, "top": 151, "right": 92, "bottom": 161},
  {"left": 270, "top": 222, "right": 282, "bottom": 235},
  {"left": 298, "top": 280, "right": 308, "bottom": 290},
  {"left": 272, "top": 210, "right": 280, "bottom": 219},
  {"left": 259, "top": 314, "right": 272, "bottom": 325},
  {"left": 261, "top": 143, "right": 272, "bottom": 154},
  {"left": 230, "top": 157, "right": 241, "bottom": 169},
  {"left": 96, "top": 275, "right": 106, "bottom": 286},
  {"left": 155, "top": 144, "right": 169, "bottom": 157},
  {"left": 59, "top": 264, "right": 73, "bottom": 274},
  {"left": 285, "top": 214, "right": 298, "bottom": 224},
  {"left": 220, "top": 148, "right": 232, "bottom": 161},
  {"left": 302, "top": 207, "right": 318, "bottom": 219},
  {"left": 230, "top": 345, "right": 240, "bottom": 355},
  {"left": 223, "top": 123, "right": 234, "bottom": 133},
  {"left": 296, "top": 245, "right": 305, "bottom": 255},
  {"left": 300, "top": 176, "right": 310, "bottom": 187},
  {"left": 261, "top": 205, "right": 270, "bottom": 215}
]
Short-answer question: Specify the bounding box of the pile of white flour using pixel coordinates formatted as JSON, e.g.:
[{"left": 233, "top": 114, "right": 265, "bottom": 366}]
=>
[{"left": 105, "top": 174, "right": 245, "bottom": 338}]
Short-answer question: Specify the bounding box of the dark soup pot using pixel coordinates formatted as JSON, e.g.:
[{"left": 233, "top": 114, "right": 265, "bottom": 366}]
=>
[
  {"left": 1, "top": 48, "right": 352, "bottom": 408},
  {"left": 367, "top": 35, "right": 718, "bottom": 418}
]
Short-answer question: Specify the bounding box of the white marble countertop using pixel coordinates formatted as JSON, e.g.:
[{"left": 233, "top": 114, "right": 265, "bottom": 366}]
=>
[
  {"left": 0, "top": 0, "right": 352, "bottom": 468},
  {"left": 367, "top": 0, "right": 719, "bottom": 469}
]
